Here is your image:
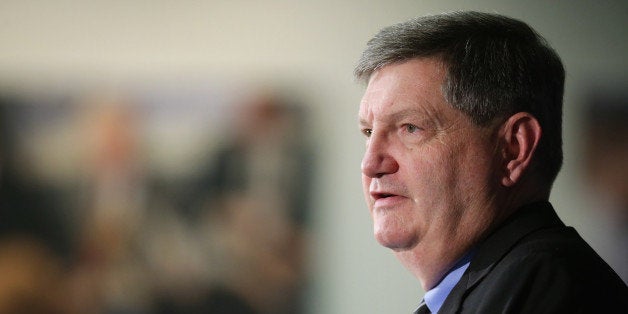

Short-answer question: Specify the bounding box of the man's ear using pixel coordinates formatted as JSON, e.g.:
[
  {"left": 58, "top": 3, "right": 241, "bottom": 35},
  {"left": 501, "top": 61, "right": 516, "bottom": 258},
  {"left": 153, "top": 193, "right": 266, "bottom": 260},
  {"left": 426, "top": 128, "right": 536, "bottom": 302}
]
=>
[{"left": 499, "top": 112, "right": 542, "bottom": 187}]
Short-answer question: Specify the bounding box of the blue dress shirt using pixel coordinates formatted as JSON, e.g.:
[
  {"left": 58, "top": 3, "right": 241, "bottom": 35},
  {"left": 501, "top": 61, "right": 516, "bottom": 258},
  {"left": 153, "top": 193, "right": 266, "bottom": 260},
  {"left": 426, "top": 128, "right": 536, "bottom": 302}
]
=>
[{"left": 422, "top": 253, "right": 473, "bottom": 313}]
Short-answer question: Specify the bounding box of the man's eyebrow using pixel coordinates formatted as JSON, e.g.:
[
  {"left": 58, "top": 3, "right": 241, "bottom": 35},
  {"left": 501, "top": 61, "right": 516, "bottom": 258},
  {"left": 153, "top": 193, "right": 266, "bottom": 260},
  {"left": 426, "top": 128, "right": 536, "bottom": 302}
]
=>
[
  {"left": 358, "top": 109, "right": 426, "bottom": 126},
  {"left": 388, "top": 108, "right": 425, "bottom": 121},
  {"left": 358, "top": 108, "right": 439, "bottom": 128}
]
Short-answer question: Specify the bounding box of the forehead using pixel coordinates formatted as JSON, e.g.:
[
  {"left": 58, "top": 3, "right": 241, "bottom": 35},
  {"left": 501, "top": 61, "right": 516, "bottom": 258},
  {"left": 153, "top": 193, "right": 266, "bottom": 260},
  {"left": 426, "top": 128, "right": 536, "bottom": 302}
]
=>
[{"left": 359, "top": 58, "right": 448, "bottom": 123}]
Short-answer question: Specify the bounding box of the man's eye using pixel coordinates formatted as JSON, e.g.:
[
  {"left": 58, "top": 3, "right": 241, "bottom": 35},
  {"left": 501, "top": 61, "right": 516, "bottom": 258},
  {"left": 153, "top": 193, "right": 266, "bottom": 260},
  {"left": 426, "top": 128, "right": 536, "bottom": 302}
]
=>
[
  {"left": 362, "top": 128, "right": 373, "bottom": 137},
  {"left": 404, "top": 124, "right": 420, "bottom": 133}
]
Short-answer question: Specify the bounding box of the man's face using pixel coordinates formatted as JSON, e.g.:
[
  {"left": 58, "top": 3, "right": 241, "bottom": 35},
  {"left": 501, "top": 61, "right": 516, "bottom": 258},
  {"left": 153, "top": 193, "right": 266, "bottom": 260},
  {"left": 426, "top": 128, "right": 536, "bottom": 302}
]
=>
[{"left": 359, "top": 58, "right": 499, "bottom": 259}]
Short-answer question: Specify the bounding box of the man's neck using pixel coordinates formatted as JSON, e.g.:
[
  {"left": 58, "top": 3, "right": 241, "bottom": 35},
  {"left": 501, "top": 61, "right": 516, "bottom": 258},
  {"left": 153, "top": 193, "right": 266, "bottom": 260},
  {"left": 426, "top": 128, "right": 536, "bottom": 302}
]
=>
[
  {"left": 395, "top": 222, "right": 485, "bottom": 291},
  {"left": 398, "top": 190, "right": 549, "bottom": 290}
]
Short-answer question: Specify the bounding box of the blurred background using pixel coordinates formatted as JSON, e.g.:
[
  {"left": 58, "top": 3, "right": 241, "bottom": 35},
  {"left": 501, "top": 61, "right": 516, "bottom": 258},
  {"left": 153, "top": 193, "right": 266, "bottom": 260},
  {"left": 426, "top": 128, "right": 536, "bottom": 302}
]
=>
[{"left": 0, "top": 1, "right": 626, "bottom": 313}]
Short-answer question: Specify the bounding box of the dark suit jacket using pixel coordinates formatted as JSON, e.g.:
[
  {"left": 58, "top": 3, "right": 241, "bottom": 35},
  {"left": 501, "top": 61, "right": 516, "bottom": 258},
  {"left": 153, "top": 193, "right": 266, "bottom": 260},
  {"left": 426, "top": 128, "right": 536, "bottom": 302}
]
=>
[{"left": 437, "top": 202, "right": 628, "bottom": 313}]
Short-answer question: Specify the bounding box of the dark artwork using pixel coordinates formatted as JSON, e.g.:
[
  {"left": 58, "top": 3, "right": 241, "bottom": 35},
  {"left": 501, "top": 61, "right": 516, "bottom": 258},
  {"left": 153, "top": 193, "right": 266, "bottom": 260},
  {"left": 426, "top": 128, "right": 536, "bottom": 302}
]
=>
[{"left": 0, "top": 87, "right": 315, "bottom": 314}]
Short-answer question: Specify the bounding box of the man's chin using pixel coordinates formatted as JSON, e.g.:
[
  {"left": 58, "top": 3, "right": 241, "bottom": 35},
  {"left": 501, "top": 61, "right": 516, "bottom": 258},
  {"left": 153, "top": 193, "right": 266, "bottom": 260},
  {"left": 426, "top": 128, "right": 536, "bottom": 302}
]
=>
[{"left": 374, "top": 229, "right": 416, "bottom": 251}]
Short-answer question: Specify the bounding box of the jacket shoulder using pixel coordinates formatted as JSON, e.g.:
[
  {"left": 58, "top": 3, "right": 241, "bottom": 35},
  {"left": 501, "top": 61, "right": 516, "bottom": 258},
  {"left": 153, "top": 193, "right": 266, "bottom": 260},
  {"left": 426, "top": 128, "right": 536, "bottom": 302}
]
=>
[{"left": 459, "top": 226, "right": 628, "bottom": 313}]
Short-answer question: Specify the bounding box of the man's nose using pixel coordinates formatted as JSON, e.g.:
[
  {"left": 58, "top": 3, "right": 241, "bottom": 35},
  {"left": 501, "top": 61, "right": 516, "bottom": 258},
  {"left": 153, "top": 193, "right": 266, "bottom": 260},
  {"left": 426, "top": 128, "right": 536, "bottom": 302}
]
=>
[{"left": 361, "top": 135, "right": 399, "bottom": 178}]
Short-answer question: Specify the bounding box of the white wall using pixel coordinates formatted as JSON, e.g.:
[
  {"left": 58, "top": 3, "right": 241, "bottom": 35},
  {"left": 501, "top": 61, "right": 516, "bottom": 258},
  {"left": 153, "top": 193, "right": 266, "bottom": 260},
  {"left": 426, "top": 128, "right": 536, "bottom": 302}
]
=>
[{"left": 1, "top": 1, "right": 626, "bottom": 313}]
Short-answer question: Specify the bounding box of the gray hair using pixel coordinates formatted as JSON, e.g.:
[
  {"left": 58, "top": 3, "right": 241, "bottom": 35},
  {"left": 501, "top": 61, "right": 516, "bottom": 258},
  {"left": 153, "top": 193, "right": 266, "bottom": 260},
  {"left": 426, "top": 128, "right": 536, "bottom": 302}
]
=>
[{"left": 355, "top": 11, "right": 565, "bottom": 187}]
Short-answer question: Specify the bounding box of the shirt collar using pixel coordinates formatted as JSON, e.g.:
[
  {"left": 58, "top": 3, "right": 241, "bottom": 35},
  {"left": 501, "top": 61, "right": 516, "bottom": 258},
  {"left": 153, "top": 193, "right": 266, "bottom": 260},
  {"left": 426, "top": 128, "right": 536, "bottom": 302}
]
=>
[{"left": 423, "top": 252, "right": 473, "bottom": 314}]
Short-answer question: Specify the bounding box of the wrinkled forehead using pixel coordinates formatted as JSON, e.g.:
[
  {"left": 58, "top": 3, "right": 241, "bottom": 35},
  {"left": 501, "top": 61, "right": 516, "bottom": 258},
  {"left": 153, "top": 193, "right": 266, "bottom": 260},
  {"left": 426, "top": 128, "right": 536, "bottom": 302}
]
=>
[{"left": 358, "top": 58, "right": 449, "bottom": 123}]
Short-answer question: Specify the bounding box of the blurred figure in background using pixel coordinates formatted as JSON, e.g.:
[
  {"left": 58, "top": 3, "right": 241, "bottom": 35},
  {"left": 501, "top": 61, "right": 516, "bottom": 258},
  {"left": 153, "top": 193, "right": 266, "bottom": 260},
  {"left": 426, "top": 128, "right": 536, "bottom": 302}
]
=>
[
  {"left": 69, "top": 100, "right": 153, "bottom": 314},
  {"left": 583, "top": 92, "right": 628, "bottom": 284},
  {"left": 171, "top": 91, "right": 314, "bottom": 314}
]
